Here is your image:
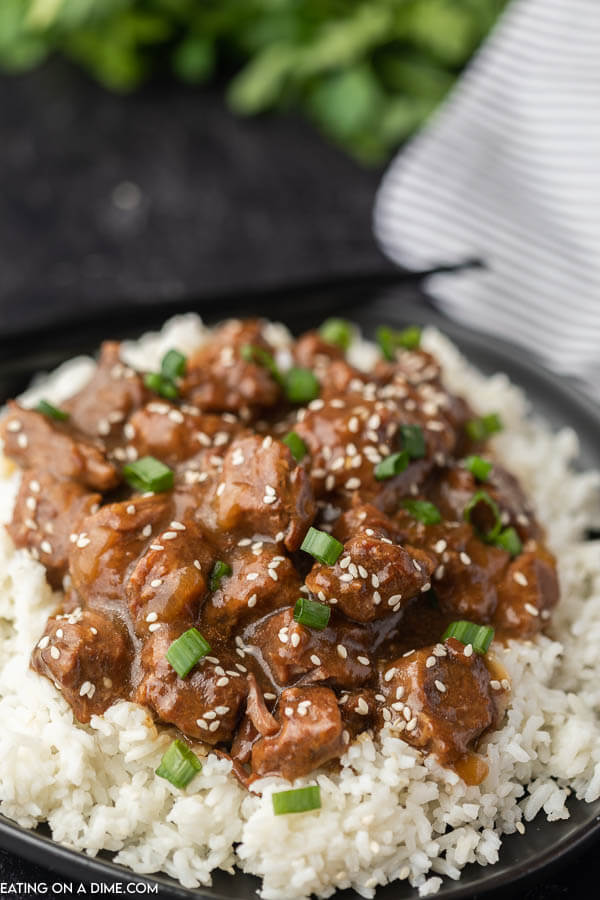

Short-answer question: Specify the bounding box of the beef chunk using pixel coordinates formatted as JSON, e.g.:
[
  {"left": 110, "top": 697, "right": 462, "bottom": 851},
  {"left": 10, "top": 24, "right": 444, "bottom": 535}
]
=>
[
  {"left": 128, "top": 402, "right": 240, "bottom": 467},
  {"left": 69, "top": 494, "right": 169, "bottom": 615},
  {"left": 127, "top": 517, "right": 214, "bottom": 637},
  {"left": 251, "top": 685, "right": 345, "bottom": 780},
  {"left": 8, "top": 469, "right": 100, "bottom": 589},
  {"left": 199, "top": 542, "right": 301, "bottom": 639},
  {"left": 217, "top": 434, "right": 315, "bottom": 551},
  {"left": 246, "top": 607, "right": 385, "bottom": 689},
  {"left": 181, "top": 319, "right": 281, "bottom": 414},
  {"left": 377, "top": 638, "right": 502, "bottom": 765},
  {"left": 494, "top": 546, "right": 559, "bottom": 636},
  {"left": 430, "top": 524, "right": 510, "bottom": 622},
  {"left": 305, "top": 533, "right": 435, "bottom": 623},
  {"left": 1, "top": 402, "right": 118, "bottom": 491},
  {"left": 62, "top": 341, "right": 147, "bottom": 441},
  {"left": 31, "top": 609, "right": 130, "bottom": 722},
  {"left": 137, "top": 628, "right": 248, "bottom": 744}
]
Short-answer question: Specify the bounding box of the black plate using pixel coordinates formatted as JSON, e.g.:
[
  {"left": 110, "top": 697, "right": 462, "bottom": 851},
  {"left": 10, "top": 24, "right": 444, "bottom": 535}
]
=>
[{"left": 1, "top": 278, "right": 599, "bottom": 899}]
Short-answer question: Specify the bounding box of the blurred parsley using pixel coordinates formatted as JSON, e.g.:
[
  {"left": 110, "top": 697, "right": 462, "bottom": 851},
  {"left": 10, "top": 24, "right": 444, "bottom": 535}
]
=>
[{"left": 0, "top": 0, "right": 507, "bottom": 162}]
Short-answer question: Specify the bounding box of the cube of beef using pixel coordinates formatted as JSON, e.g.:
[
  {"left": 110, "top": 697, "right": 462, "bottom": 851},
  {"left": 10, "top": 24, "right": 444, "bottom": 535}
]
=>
[
  {"left": 251, "top": 685, "right": 344, "bottom": 781},
  {"left": 494, "top": 547, "right": 559, "bottom": 636},
  {"left": 8, "top": 469, "right": 101, "bottom": 589},
  {"left": 217, "top": 434, "right": 315, "bottom": 551},
  {"left": 305, "top": 533, "right": 435, "bottom": 623},
  {"left": 31, "top": 609, "right": 130, "bottom": 722},
  {"left": 137, "top": 628, "right": 248, "bottom": 744},
  {"left": 377, "top": 638, "right": 504, "bottom": 765},
  {"left": 1, "top": 402, "right": 118, "bottom": 492}
]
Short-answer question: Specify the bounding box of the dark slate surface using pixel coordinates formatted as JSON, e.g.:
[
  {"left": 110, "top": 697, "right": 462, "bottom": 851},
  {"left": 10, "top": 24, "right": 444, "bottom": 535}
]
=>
[
  {"left": 0, "top": 59, "right": 393, "bottom": 338},
  {"left": 0, "top": 59, "right": 598, "bottom": 900}
]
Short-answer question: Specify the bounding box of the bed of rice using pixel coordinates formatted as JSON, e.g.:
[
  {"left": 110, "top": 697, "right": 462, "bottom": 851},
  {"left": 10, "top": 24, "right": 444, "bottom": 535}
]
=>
[{"left": 0, "top": 314, "right": 599, "bottom": 899}]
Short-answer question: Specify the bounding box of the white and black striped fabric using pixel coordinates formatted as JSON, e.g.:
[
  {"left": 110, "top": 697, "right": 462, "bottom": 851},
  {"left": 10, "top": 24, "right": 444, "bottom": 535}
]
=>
[{"left": 374, "top": 0, "right": 600, "bottom": 396}]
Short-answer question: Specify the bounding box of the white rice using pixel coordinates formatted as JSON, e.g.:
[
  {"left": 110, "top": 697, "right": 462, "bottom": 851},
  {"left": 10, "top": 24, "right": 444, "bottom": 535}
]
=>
[{"left": 1, "top": 315, "right": 599, "bottom": 898}]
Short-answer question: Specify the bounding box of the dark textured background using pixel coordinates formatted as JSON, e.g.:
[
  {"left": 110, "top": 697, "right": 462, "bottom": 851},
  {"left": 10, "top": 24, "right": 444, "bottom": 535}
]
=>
[{"left": 0, "top": 58, "right": 599, "bottom": 899}]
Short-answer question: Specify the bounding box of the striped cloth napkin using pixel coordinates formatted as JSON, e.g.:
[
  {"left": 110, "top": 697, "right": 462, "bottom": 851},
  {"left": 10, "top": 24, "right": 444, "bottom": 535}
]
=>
[{"left": 374, "top": 0, "right": 600, "bottom": 398}]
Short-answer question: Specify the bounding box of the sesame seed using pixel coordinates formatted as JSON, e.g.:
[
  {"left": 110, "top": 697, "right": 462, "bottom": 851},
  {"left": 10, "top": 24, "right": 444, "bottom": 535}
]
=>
[
  {"left": 148, "top": 622, "right": 161, "bottom": 632},
  {"left": 356, "top": 698, "right": 369, "bottom": 715},
  {"left": 337, "top": 644, "right": 348, "bottom": 659},
  {"left": 310, "top": 654, "right": 321, "bottom": 666},
  {"left": 291, "top": 632, "right": 300, "bottom": 648},
  {"left": 373, "top": 590, "right": 382, "bottom": 605},
  {"left": 146, "top": 612, "right": 158, "bottom": 623},
  {"left": 406, "top": 717, "right": 418, "bottom": 732},
  {"left": 7, "top": 419, "right": 22, "bottom": 432},
  {"left": 142, "top": 524, "right": 152, "bottom": 538},
  {"left": 371, "top": 574, "right": 380, "bottom": 588},
  {"left": 246, "top": 572, "right": 259, "bottom": 581},
  {"left": 402, "top": 649, "right": 415, "bottom": 657},
  {"left": 516, "top": 821, "right": 525, "bottom": 835},
  {"left": 435, "top": 680, "right": 446, "bottom": 693},
  {"left": 490, "top": 680, "right": 502, "bottom": 690},
  {"left": 90, "top": 627, "right": 98, "bottom": 636},
  {"left": 17, "top": 433, "right": 29, "bottom": 448},
  {"left": 216, "top": 677, "right": 229, "bottom": 687},
  {"left": 514, "top": 572, "right": 528, "bottom": 586},
  {"left": 384, "top": 667, "right": 396, "bottom": 682},
  {"left": 37, "top": 636, "right": 50, "bottom": 649},
  {"left": 247, "top": 594, "right": 257, "bottom": 608},
  {"left": 464, "top": 644, "right": 474, "bottom": 657},
  {"left": 382, "top": 708, "right": 392, "bottom": 722},
  {"left": 40, "top": 540, "right": 53, "bottom": 554},
  {"left": 524, "top": 602, "right": 539, "bottom": 616},
  {"left": 77, "top": 534, "right": 91, "bottom": 550},
  {"left": 209, "top": 720, "right": 220, "bottom": 732},
  {"left": 79, "top": 681, "right": 92, "bottom": 697},
  {"left": 425, "top": 656, "right": 436, "bottom": 668},
  {"left": 50, "top": 646, "right": 60, "bottom": 660},
  {"left": 460, "top": 552, "right": 472, "bottom": 566},
  {"left": 103, "top": 677, "right": 112, "bottom": 688},
  {"left": 196, "top": 719, "right": 209, "bottom": 730},
  {"left": 345, "top": 477, "right": 361, "bottom": 491},
  {"left": 357, "top": 656, "right": 370, "bottom": 666},
  {"left": 434, "top": 540, "right": 447, "bottom": 553},
  {"left": 162, "top": 531, "right": 178, "bottom": 541},
  {"left": 339, "top": 556, "right": 351, "bottom": 569},
  {"left": 358, "top": 565, "right": 368, "bottom": 579},
  {"left": 150, "top": 544, "right": 164, "bottom": 551},
  {"left": 170, "top": 521, "right": 186, "bottom": 531},
  {"left": 150, "top": 578, "right": 162, "bottom": 588},
  {"left": 501, "top": 678, "right": 511, "bottom": 690},
  {"left": 29, "top": 480, "right": 41, "bottom": 493}
]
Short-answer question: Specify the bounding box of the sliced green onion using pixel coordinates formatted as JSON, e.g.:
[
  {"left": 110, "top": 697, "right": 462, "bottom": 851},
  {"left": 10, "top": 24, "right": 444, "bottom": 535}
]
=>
[
  {"left": 399, "top": 424, "right": 425, "bottom": 459},
  {"left": 156, "top": 739, "right": 202, "bottom": 788},
  {"left": 283, "top": 367, "right": 320, "bottom": 404},
  {"left": 210, "top": 560, "right": 232, "bottom": 592},
  {"left": 166, "top": 627, "right": 211, "bottom": 678},
  {"left": 272, "top": 785, "right": 321, "bottom": 815},
  {"left": 144, "top": 371, "right": 179, "bottom": 399},
  {"left": 294, "top": 596, "right": 330, "bottom": 630},
  {"left": 36, "top": 399, "right": 70, "bottom": 421},
  {"left": 301, "top": 527, "right": 343, "bottom": 565},
  {"left": 465, "top": 413, "right": 503, "bottom": 442},
  {"left": 464, "top": 489, "right": 502, "bottom": 541},
  {"left": 161, "top": 348, "right": 187, "bottom": 380},
  {"left": 376, "top": 324, "right": 422, "bottom": 360},
  {"left": 494, "top": 526, "right": 522, "bottom": 557},
  {"left": 374, "top": 450, "right": 409, "bottom": 481},
  {"left": 319, "top": 318, "right": 353, "bottom": 351},
  {"left": 123, "top": 456, "right": 174, "bottom": 492},
  {"left": 402, "top": 499, "right": 442, "bottom": 525},
  {"left": 464, "top": 455, "right": 492, "bottom": 481},
  {"left": 442, "top": 620, "right": 495, "bottom": 655},
  {"left": 240, "top": 344, "right": 281, "bottom": 382},
  {"left": 283, "top": 431, "right": 308, "bottom": 462}
]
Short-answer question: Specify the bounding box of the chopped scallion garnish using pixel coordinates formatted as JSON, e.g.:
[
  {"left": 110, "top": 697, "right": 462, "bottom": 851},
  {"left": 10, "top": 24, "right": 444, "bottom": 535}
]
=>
[
  {"left": 465, "top": 413, "right": 503, "bottom": 442},
  {"left": 494, "top": 526, "right": 522, "bottom": 557},
  {"left": 210, "top": 560, "right": 232, "bottom": 592},
  {"left": 283, "top": 431, "right": 308, "bottom": 462},
  {"left": 376, "top": 324, "right": 422, "bottom": 360},
  {"left": 319, "top": 318, "right": 353, "bottom": 351},
  {"left": 464, "top": 455, "right": 492, "bottom": 481},
  {"left": 240, "top": 344, "right": 281, "bottom": 382},
  {"left": 283, "top": 367, "right": 320, "bottom": 404},
  {"left": 464, "top": 490, "right": 502, "bottom": 541},
  {"left": 156, "top": 739, "right": 202, "bottom": 788},
  {"left": 374, "top": 450, "right": 409, "bottom": 481},
  {"left": 402, "top": 499, "right": 442, "bottom": 525},
  {"left": 294, "top": 596, "right": 331, "bottom": 630},
  {"left": 272, "top": 785, "right": 321, "bottom": 815},
  {"left": 144, "top": 371, "right": 179, "bottom": 399},
  {"left": 399, "top": 424, "right": 425, "bottom": 459},
  {"left": 301, "top": 527, "right": 343, "bottom": 565},
  {"left": 161, "top": 348, "right": 187, "bottom": 380},
  {"left": 35, "top": 399, "right": 70, "bottom": 421},
  {"left": 442, "top": 621, "right": 495, "bottom": 655},
  {"left": 122, "top": 456, "right": 174, "bottom": 492},
  {"left": 166, "top": 627, "right": 211, "bottom": 678}
]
